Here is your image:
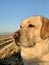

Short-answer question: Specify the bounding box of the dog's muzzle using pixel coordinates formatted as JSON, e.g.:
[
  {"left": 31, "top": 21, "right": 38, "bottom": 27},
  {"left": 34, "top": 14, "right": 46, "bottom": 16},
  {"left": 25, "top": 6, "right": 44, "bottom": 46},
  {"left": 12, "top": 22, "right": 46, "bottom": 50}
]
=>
[{"left": 13, "top": 30, "right": 36, "bottom": 47}]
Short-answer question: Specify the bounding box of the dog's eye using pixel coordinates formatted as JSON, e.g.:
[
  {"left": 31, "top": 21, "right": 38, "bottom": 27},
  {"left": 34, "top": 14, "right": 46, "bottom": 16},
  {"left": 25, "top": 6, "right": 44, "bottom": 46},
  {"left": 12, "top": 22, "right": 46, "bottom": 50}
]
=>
[
  {"left": 20, "top": 26, "right": 22, "bottom": 28},
  {"left": 28, "top": 24, "right": 35, "bottom": 28}
]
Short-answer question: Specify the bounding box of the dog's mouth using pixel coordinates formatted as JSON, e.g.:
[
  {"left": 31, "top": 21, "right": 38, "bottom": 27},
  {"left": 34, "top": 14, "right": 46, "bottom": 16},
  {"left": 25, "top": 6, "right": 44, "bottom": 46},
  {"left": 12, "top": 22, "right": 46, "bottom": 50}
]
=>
[
  {"left": 23, "top": 43, "right": 36, "bottom": 48},
  {"left": 14, "top": 38, "right": 36, "bottom": 47},
  {"left": 14, "top": 38, "right": 21, "bottom": 46}
]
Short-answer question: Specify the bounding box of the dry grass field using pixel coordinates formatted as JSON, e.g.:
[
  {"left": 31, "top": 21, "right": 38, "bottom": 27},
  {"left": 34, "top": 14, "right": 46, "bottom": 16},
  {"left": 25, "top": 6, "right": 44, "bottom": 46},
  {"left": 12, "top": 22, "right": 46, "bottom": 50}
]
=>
[
  {"left": 0, "top": 35, "right": 13, "bottom": 43},
  {"left": 0, "top": 34, "right": 23, "bottom": 65}
]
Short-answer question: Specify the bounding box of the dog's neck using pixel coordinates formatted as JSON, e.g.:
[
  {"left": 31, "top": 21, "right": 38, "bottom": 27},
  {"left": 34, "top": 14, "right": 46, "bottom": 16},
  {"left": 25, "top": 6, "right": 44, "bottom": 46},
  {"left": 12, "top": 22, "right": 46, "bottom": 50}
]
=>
[{"left": 21, "top": 38, "right": 49, "bottom": 60}]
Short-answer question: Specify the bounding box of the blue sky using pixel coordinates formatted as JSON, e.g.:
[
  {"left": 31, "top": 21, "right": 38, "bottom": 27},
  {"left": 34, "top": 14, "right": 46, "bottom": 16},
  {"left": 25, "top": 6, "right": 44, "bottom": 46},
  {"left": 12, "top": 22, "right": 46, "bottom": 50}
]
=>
[{"left": 0, "top": 0, "right": 49, "bottom": 33}]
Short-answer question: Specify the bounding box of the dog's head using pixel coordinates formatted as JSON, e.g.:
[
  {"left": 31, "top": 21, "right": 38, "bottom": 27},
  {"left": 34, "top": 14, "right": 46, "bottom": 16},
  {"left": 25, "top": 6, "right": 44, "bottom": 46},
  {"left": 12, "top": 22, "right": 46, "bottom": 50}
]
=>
[{"left": 13, "top": 16, "right": 49, "bottom": 47}]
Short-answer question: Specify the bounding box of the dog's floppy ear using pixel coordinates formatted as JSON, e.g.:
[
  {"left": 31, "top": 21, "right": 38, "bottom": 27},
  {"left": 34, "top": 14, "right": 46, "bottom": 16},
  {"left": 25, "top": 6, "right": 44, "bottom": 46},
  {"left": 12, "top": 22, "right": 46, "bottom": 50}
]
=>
[{"left": 40, "top": 16, "right": 49, "bottom": 39}]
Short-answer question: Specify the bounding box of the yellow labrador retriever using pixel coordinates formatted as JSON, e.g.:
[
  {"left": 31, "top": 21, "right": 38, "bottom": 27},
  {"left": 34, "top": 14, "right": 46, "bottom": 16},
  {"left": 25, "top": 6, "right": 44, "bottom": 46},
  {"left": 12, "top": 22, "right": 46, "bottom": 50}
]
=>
[{"left": 13, "top": 15, "right": 49, "bottom": 65}]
